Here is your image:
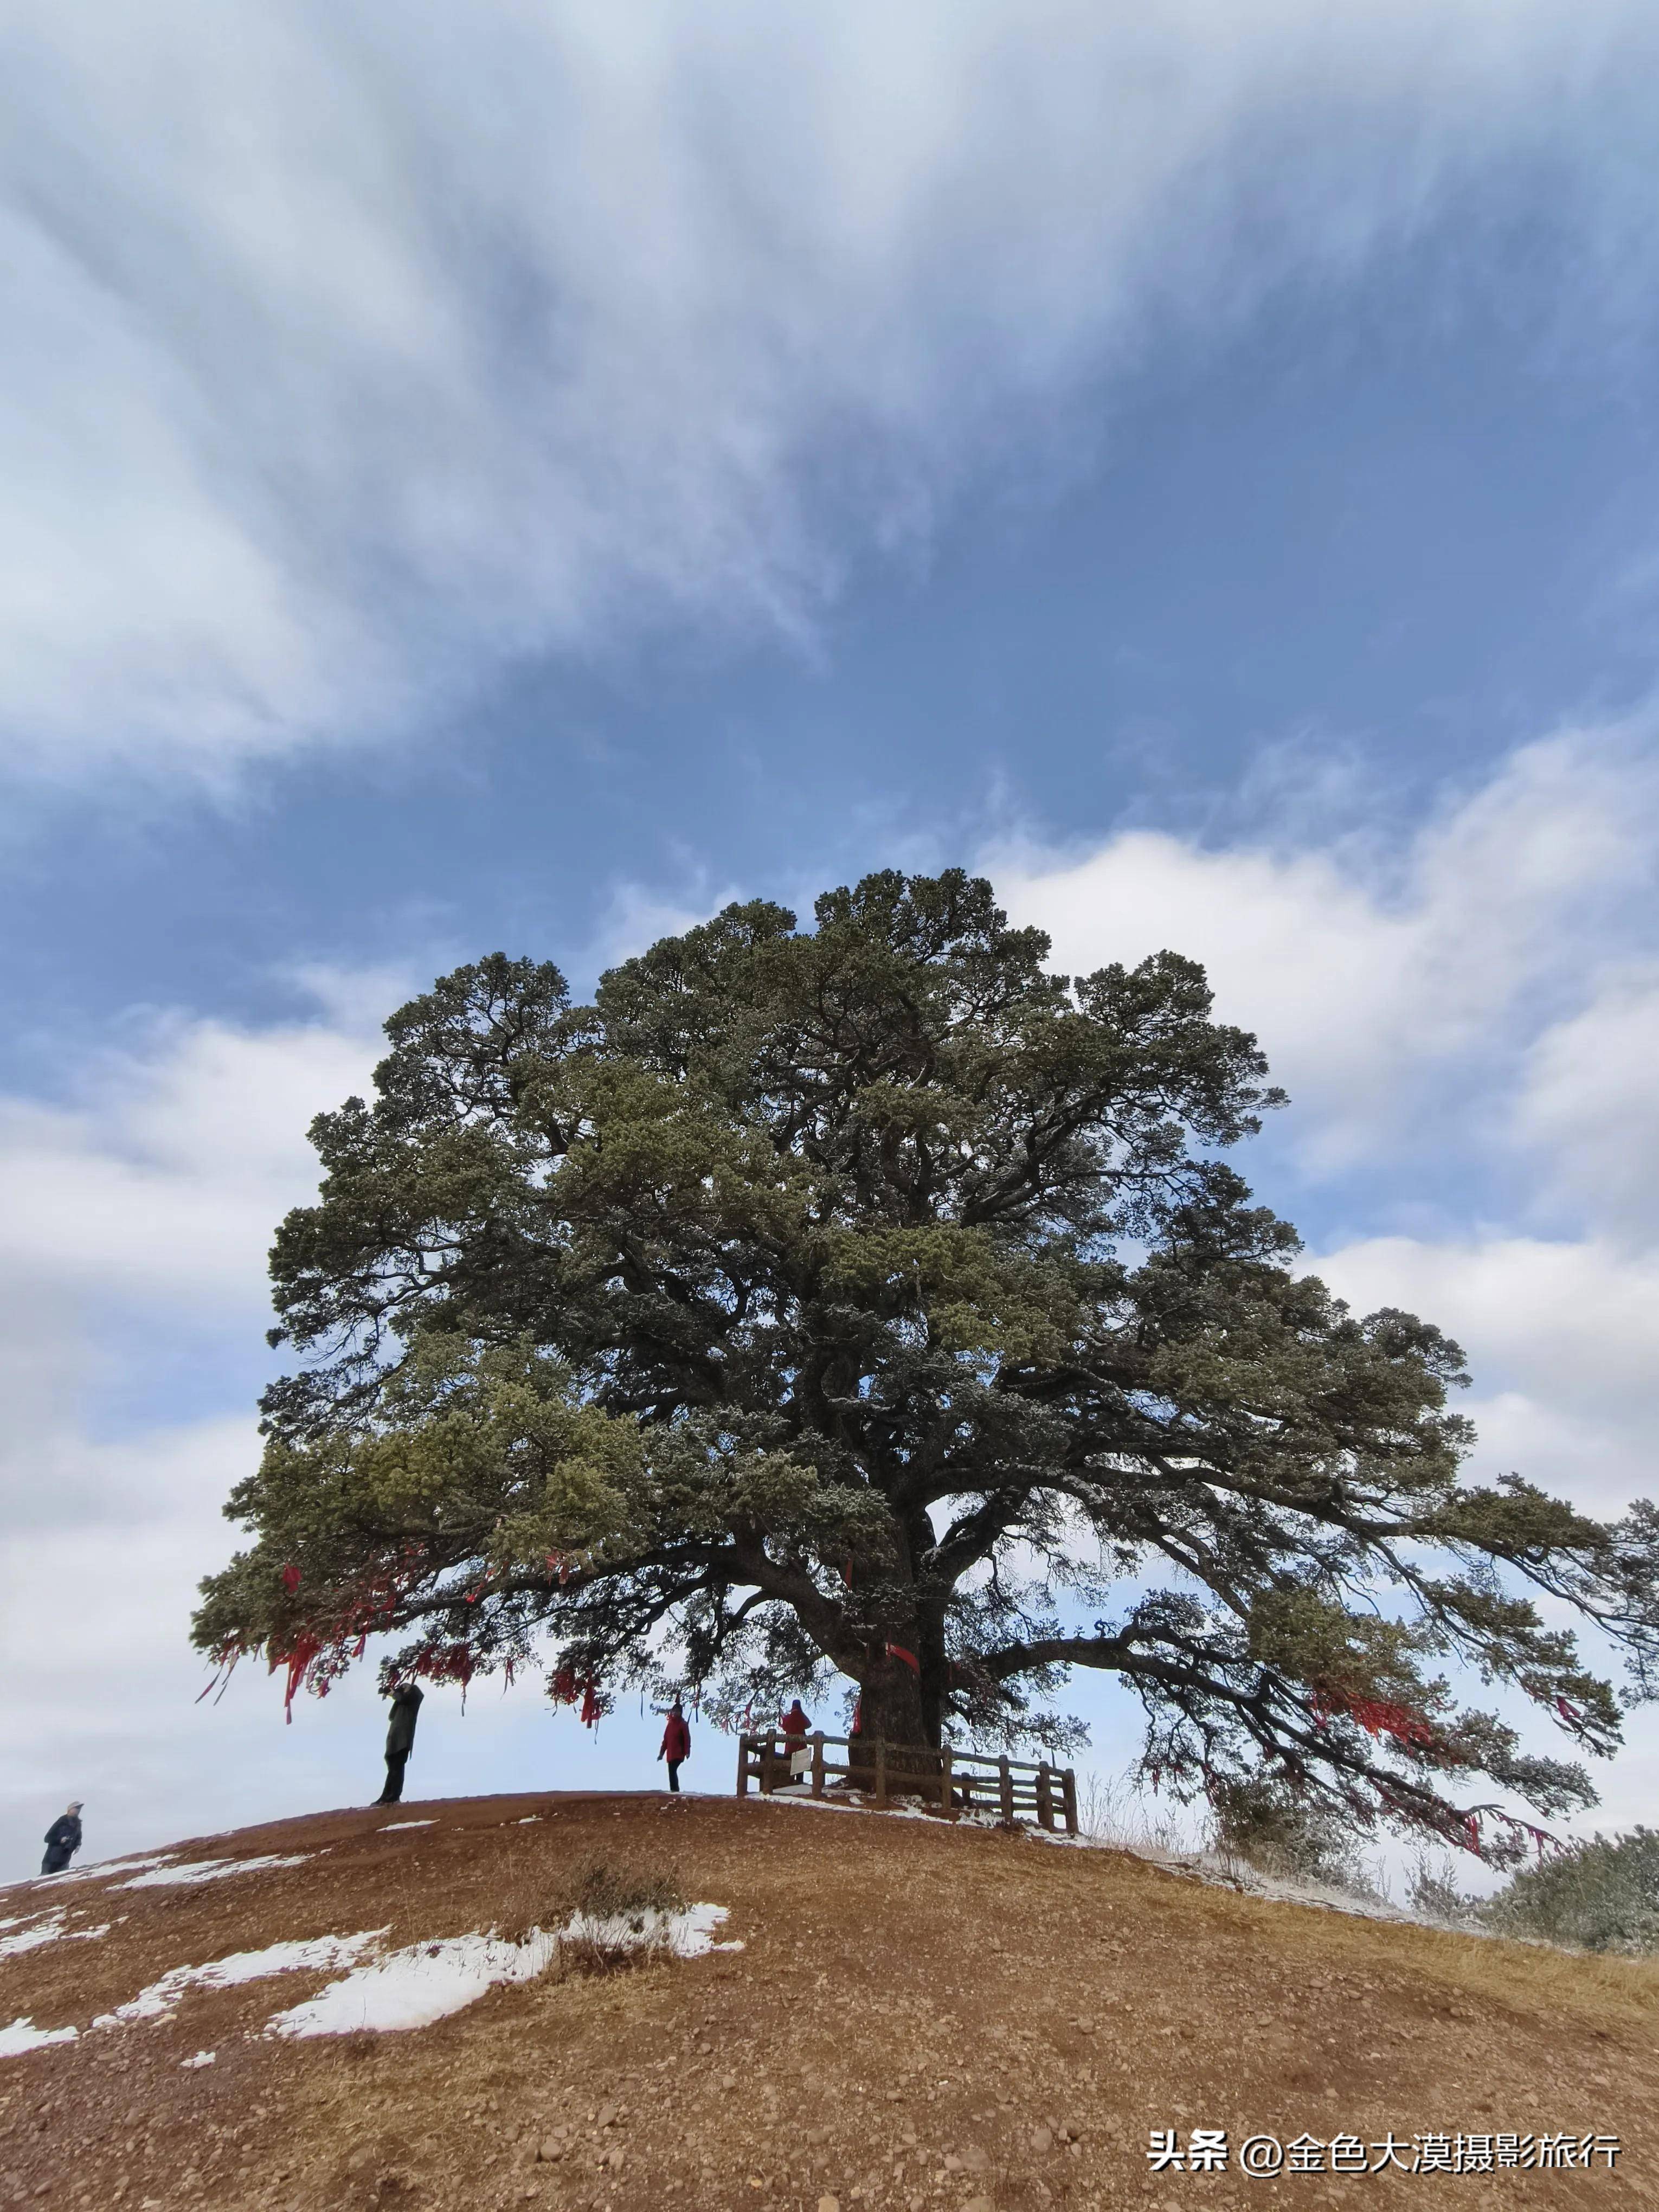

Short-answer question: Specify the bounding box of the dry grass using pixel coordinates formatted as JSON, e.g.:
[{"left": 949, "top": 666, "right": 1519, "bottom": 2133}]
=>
[{"left": 490, "top": 1847, "right": 685, "bottom": 1959}]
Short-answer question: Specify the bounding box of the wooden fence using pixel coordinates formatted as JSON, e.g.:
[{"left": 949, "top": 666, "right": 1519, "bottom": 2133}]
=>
[{"left": 735, "top": 1729, "right": 1078, "bottom": 1836}]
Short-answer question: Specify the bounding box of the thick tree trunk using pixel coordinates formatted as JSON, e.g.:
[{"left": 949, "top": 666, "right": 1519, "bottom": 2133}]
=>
[{"left": 857, "top": 1652, "right": 927, "bottom": 1744}]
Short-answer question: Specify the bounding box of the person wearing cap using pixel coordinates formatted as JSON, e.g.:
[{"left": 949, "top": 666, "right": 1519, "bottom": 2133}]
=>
[{"left": 41, "top": 1803, "right": 83, "bottom": 1876}]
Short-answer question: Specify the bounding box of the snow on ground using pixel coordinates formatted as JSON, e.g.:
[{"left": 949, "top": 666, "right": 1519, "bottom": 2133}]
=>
[
  {"left": 562, "top": 1902, "right": 741, "bottom": 1959},
  {"left": 0, "top": 1912, "right": 110, "bottom": 1958},
  {"left": 266, "top": 1929, "right": 561, "bottom": 2037},
  {"left": 0, "top": 2018, "right": 77, "bottom": 2056},
  {"left": 380, "top": 1821, "right": 436, "bottom": 1831},
  {"left": 115, "top": 1853, "right": 313, "bottom": 1890},
  {"left": 92, "top": 1930, "right": 389, "bottom": 2027},
  {"left": 6, "top": 1855, "right": 175, "bottom": 1896},
  {"left": 4, "top": 1881, "right": 741, "bottom": 2057},
  {"left": 266, "top": 1904, "right": 741, "bottom": 2039}
]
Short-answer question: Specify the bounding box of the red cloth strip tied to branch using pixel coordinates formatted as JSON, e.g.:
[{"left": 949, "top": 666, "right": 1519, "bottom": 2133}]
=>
[
  {"left": 884, "top": 1643, "right": 921, "bottom": 1673},
  {"left": 270, "top": 1633, "right": 321, "bottom": 1725},
  {"left": 1311, "top": 1690, "right": 1437, "bottom": 1750},
  {"left": 549, "top": 1664, "right": 602, "bottom": 1726}
]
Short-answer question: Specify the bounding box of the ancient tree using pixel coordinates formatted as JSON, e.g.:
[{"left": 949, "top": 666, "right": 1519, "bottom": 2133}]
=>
[{"left": 194, "top": 870, "right": 1659, "bottom": 1857}]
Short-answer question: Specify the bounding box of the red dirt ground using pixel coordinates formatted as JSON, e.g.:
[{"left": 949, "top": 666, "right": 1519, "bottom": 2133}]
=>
[{"left": 1, "top": 1790, "right": 1654, "bottom": 2211}]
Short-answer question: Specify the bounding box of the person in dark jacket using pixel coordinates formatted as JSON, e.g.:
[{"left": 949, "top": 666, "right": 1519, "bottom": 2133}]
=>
[
  {"left": 41, "top": 1802, "right": 82, "bottom": 1876},
  {"left": 375, "top": 1683, "right": 424, "bottom": 1805},
  {"left": 658, "top": 1700, "right": 691, "bottom": 1792}
]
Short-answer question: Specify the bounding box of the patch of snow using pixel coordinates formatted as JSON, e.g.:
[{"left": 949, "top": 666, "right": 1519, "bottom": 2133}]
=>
[
  {"left": 267, "top": 1904, "right": 739, "bottom": 2039},
  {"left": 60, "top": 1854, "right": 176, "bottom": 1882},
  {"left": 5, "top": 1854, "right": 176, "bottom": 1898},
  {"left": 0, "top": 2017, "right": 77, "bottom": 2057},
  {"left": 94, "top": 1930, "right": 388, "bottom": 2028},
  {"left": 380, "top": 1821, "right": 436, "bottom": 1831},
  {"left": 267, "top": 1928, "right": 558, "bottom": 2036},
  {"left": 116, "top": 1853, "right": 312, "bottom": 1890},
  {"left": 181, "top": 2050, "right": 216, "bottom": 2068},
  {"left": 0, "top": 1913, "right": 111, "bottom": 1959},
  {"left": 757, "top": 1790, "right": 941, "bottom": 1825},
  {"left": 0, "top": 1913, "right": 64, "bottom": 1957},
  {"left": 564, "top": 1902, "right": 742, "bottom": 1958}
]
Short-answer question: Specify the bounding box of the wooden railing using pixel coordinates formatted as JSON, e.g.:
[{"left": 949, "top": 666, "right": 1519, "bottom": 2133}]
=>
[{"left": 735, "top": 1729, "right": 1078, "bottom": 1836}]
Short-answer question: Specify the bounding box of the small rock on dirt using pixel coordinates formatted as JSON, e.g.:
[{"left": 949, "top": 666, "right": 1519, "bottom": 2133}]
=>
[{"left": 817, "top": 2197, "right": 841, "bottom": 2212}]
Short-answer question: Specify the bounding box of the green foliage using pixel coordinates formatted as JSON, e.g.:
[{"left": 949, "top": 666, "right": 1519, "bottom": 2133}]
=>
[
  {"left": 1483, "top": 1830, "right": 1659, "bottom": 1954},
  {"left": 194, "top": 868, "right": 1659, "bottom": 1854}
]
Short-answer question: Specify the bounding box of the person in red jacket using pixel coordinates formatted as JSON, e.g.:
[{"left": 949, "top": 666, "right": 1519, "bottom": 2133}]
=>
[
  {"left": 780, "top": 1699, "right": 813, "bottom": 1782},
  {"left": 781, "top": 1699, "right": 811, "bottom": 1742},
  {"left": 658, "top": 1699, "right": 691, "bottom": 1792}
]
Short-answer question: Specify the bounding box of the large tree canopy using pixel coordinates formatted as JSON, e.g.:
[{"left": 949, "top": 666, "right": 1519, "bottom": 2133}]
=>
[{"left": 195, "top": 870, "right": 1659, "bottom": 1859}]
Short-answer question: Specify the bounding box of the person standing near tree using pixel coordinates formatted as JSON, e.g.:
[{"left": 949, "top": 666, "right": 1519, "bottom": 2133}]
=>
[
  {"left": 658, "top": 1699, "right": 690, "bottom": 1792},
  {"left": 40, "top": 1802, "right": 82, "bottom": 1876},
  {"left": 375, "top": 1682, "right": 423, "bottom": 1805},
  {"left": 780, "top": 1700, "right": 813, "bottom": 1780}
]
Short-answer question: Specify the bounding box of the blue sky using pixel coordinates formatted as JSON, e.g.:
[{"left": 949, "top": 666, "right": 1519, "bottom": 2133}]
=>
[{"left": 2, "top": 1, "right": 1657, "bottom": 1882}]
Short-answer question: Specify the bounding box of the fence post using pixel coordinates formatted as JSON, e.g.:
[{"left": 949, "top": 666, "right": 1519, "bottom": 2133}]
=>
[
  {"left": 940, "top": 1745, "right": 955, "bottom": 1819},
  {"left": 874, "top": 1737, "right": 889, "bottom": 1806},
  {"left": 998, "top": 1754, "right": 1014, "bottom": 1824},
  {"left": 760, "top": 1733, "right": 776, "bottom": 1795},
  {"left": 811, "top": 1731, "right": 826, "bottom": 1798},
  {"left": 737, "top": 1734, "right": 750, "bottom": 1796},
  {"left": 1036, "top": 1764, "right": 1054, "bottom": 1831},
  {"left": 1062, "top": 1767, "right": 1078, "bottom": 1836}
]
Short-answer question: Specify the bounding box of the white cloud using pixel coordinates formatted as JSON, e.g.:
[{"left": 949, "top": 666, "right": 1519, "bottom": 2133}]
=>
[
  {"left": 0, "top": 1008, "right": 380, "bottom": 1307},
  {"left": 995, "top": 725, "right": 1659, "bottom": 1181},
  {"left": 1311, "top": 1235, "right": 1659, "bottom": 1515},
  {"left": 1513, "top": 965, "right": 1659, "bottom": 1243},
  {"left": 3, "top": 1, "right": 1656, "bottom": 780},
  {"left": 0, "top": 978, "right": 389, "bottom": 1570}
]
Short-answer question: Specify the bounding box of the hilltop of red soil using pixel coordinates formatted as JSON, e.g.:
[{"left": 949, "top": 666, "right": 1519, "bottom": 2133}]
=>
[{"left": 1, "top": 1790, "right": 1654, "bottom": 2210}]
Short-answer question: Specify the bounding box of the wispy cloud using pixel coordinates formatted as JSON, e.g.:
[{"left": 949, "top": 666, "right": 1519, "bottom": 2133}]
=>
[{"left": 4, "top": 1, "right": 1655, "bottom": 784}]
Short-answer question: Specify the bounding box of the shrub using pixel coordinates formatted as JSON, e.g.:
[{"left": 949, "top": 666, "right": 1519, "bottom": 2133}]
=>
[
  {"left": 1482, "top": 1829, "right": 1659, "bottom": 1954},
  {"left": 1405, "top": 1857, "right": 1481, "bottom": 1928},
  {"left": 1210, "top": 1774, "right": 1374, "bottom": 1894},
  {"left": 563, "top": 1857, "right": 685, "bottom": 1926}
]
